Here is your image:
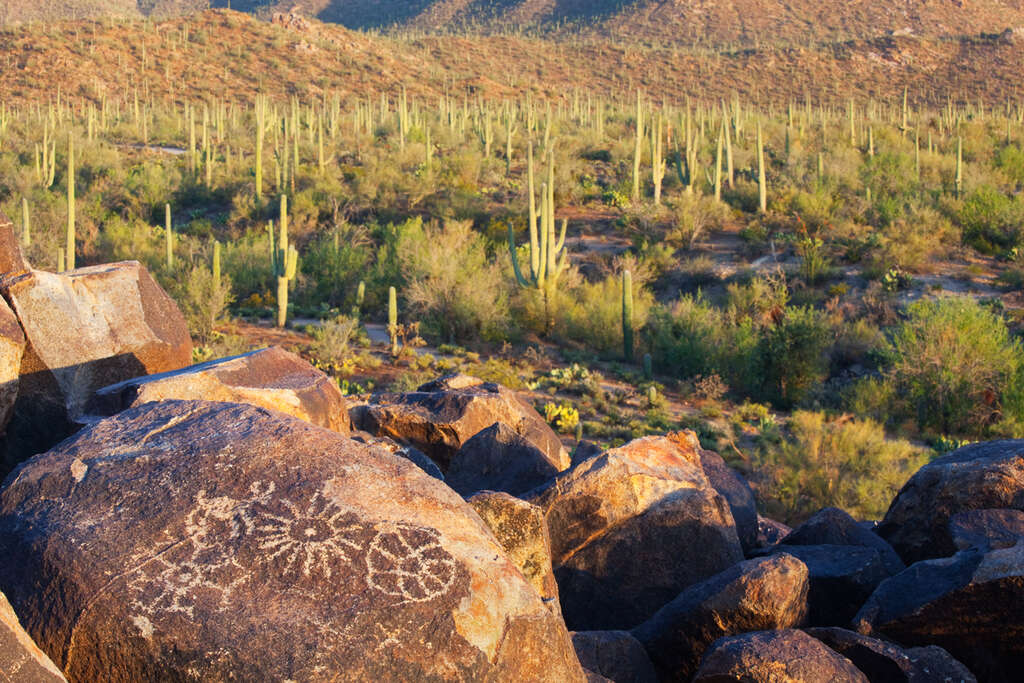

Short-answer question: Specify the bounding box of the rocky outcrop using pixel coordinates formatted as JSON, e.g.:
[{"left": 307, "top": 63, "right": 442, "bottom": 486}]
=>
[
  {"left": 0, "top": 400, "right": 585, "bottom": 682},
  {"left": 632, "top": 554, "right": 809, "bottom": 681},
  {"left": 806, "top": 627, "right": 976, "bottom": 683},
  {"left": 88, "top": 346, "right": 350, "bottom": 434},
  {"left": 570, "top": 631, "right": 657, "bottom": 683},
  {"left": 2, "top": 262, "right": 191, "bottom": 464},
  {"left": 949, "top": 508, "right": 1024, "bottom": 552},
  {"left": 0, "top": 211, "right": 29, "bottom": 279},
  {"left": 0, "top": 298, "right": 24, "bottom": 433},
  {"left": 876, "top": 440, "right": 1024, "bottom": 564},
  {"left": 528, "top": 432, "right": 744, "bottom": 630},
  {"left": 854, "top": 541, "right": 1024, "bottom": 681},
  {"left": 448, "top": 422, "right": 564, "bottom": 496},
  {"left": 353, "top": 374, "right": 568, "bottom": 471},
  {"left": 690, "top": 435, "right": 758, "bottom": 553},
  {"left": 693, "top": 630, "right": 869, "bottom": 682},
  {"left": 467, "top": 491, "right": 560, "bottom": 612},
  {"left": 780, "top": 507, "right": 905, "bottom": 575},
  {"left": 0, "top": 590, "right": 66, "bottom": 681}
]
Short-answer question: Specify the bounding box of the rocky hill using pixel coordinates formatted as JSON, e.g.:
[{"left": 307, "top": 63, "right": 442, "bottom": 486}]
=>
[{"left": 0, "top": 0, "right": 206, "bottom": 26}]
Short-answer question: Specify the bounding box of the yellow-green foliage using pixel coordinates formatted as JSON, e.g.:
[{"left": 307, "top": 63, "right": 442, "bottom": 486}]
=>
[{"left": 544, "top": 402, "right": 580, "bottom": 434}]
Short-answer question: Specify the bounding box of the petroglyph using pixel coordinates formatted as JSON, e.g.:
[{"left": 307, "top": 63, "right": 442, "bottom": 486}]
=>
[{"left": 366, "top": 523, "right": 458, "bottom": 603}]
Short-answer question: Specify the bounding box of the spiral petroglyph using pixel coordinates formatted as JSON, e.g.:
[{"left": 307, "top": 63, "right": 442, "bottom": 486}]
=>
[{"left": 366, "top": 523, "right": 458, "bottom": 603}]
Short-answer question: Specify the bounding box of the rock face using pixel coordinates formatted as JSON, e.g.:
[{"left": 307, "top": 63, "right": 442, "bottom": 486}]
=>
[
  {"left": 780, "top": 507, "right": 905, "bottom": 575},
  {"left": 876, "top": 440, "right": 1024, "bottom": 564},
  {"left": 949, "top": 508, "right": 1024, "bottom": 552},
  {"left": 0, "top": 590, "right": 66, "bottom": 682},
  {"left": 806, "top": 627, "right": 977, "bottom": 683},
  {"left": 632, "top": 554, "right": 809, "bottom": 681},
  {"left": 354, "top": 374, "right": 569, "bottom": 471},
  {"left": 694, "top": 441, "right": 758, "bottom": 553},
  {"left": 0, "top": 211, "right": 30, "bottom": 278},
  {"left": 350, "top": 433, "right": 444, "bottom": 480},
  {"left": 854, "top": 541, "right": 1024, "bottom": 681},
  {"left": 2, "top": 262, "right": 191, "bottom": 463},
  {"left": 756, "top": 514, "right": 792, "bottom": 548},
  {"left": 0, "top": 298, "right": 24, "bottom": 433},
  {"left": 0, "top": 400, "right": 585, "bottom": 682},
  {"left": 693, "top": 630, "right": 869, "bottom": 683},
  {"left": 570, "top": 631, "right": 657, "bottom": 683},
  {"left": 466, "top": 491, "right": 560, "bottom": 612},
  {"left": 448, "top": 422, "right": 564, "bottom": 496},
  {"left": 528, "top": 432, "right": 744, "bottom": 630},
  {"left": 88, "top": 346, "right": 350, "bottom": 434}
]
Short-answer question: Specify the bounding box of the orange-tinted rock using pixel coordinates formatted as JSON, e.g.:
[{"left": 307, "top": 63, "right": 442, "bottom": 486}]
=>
[
  {"left": 89, "top": 346, "right": 350, "bottom": 434},
  {"left": 0, "top": 212, "right": 30, "bottom": 279},
  {"left": 0, "top": 298, "right": 24, "bottom": 433},
  {"left": 0, "top": 590, "right": 66, "bottom": 681},
  {"left": 949, "top": 508, "right": 1024, "bottom": 552},
  {"left": 0, "top": 400, "right": 585, "bottom": 682},
  {"left": 694, "top": 630, "right": 869, "bottom": 683}
]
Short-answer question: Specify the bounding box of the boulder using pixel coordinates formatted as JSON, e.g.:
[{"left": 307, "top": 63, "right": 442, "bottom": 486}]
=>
[
  {"left": 691, "top": 435, "right": 758, "bottom": 553},
  {"left": 876, "top": 440, "right": 1024, "bottom": 564},
  {"left": 0, "top": 298, "right": 24, "bottom": 433},
  {"left": 0, "top": 400, "right": 585, "bottom": 682},
  {"left": 2, "top": 262, "right": 191, "bottom": 465},
  {"left": 570, "top": 440, "right": 603, "bottom": 467},
  {"left": 353, "top": 374, "right": 568, "bottom": 471},
  {"left": 350, "top": 432, "right": 443, "bottom": 480},
  {"left": 448, "top": 422, "right": 564, "bottom": 496},
  {"left": 756, "top": 514, "right": 792, "bottom": 548},
  {"left": 467, "top": 491, "right": 560, "bottom": 612},
  {"left": 769, "top": 544, "right": 893, "bottom": 627},
  {"left": 0, "top": 211, "right": 30, "bottom": 279},
  {"left": 780, "top": 507, "right": 905, "bottom": 575},
  {"left": 854, "top": 541, "right": 1024, "bottom": 681},
  {"left": 806, "top": 627, "right": 976, "bottom": 683},
  {"left": 693, "top": 630, "right": 869, "bottom": 683},
  {"left": 0, "top": 590, "right": 66, "bottom": 681},
  {"left": 528, "top": 432, "right": 744, "bottom": 630},
  {"left": 948, "top": 508, "right": 1024, "bottom": 552},
  {"left": 570, "top": 631, "right": 657, "bottom": 683},
  {"left": 632, "top": 554, "right": 810, "bottom": 681},
  {"left": 87, "top": 346, "right": 350, "bottom": 434}
]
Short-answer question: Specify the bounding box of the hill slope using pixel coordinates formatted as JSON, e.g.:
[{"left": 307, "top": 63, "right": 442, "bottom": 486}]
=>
[{"left": 0, "top": 0, "right": 206, "bottom": 26}]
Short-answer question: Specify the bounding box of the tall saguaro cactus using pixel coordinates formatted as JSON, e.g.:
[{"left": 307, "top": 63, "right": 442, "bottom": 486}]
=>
[
  {"left": 632, "top": 91, "right": 644, "bottom": 202},
  {"left": 66, "top": 134, "right": 75, "bottom": 270},
  {"left": 20, "top": 197, "right": 30, "bottom": 246},
  {"left": 165, "top": 204, "right": 174, "bottom": 269},
  {"left": 254, "top": 95, "right": 266, "bottom": 202},
  {"left": 388, "top": 286, "right": 398, "bottom": 356},
  {"left": 651, "top": 114, "right": 665, "bottom": 205},
  {"left": 273, "top": 194, "right": 298, "bottom": 328},
  {"left": 757, "top": 121, "right": 767, "bottom": 214}
]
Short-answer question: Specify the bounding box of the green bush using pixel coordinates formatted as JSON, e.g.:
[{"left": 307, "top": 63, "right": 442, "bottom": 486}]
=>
[
  {"left": 752, "top": 306, "right": 831, "bottom": 408},
  {"left": 956, "top": 186, "right": 1024, "bottom": 254}
]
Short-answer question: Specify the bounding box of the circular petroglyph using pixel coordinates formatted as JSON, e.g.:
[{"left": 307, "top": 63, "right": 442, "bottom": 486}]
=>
[{"left": 366, "top": 523, "right": 458, "bottom": 603}]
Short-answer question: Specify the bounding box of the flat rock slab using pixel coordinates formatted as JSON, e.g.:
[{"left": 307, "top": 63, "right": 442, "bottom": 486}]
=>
[
  {"left": 806, "top": 627, "right": 976, "bottom": 683},
  {"left": 0, "top": 590, "right": 66, "bottom": 681},
  {"left": 0, "top": 400, "right": 584, "bottom": 682},
  {"left": 694, "top": 630, "right": 869, "bottom": 683},
  {"left": 0, "top": 298, "right": 24, "bottom": 432},
  {"left": 88, "top": 346, "right": 351, "bottom": 434}
]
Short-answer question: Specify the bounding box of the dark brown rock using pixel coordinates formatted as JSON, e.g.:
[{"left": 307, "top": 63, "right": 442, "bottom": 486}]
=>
[
  {"left": 806, "top": 627, "right": 976, "bottom": 683},
  {"left": 756, "top": 514, "right": 792, "bottom": 548},
  {"left": 449, "top": 422, "right": 564, "bottom": 496},
  {"left": 693, "top": 437, "right": 759, "bottom": 553},
  {"left": 571, "top": 631, "right": 657, "bottom": 683},
  {"left": 528, "top": 432, "right": 744, "bottom": 630},
  {"left": 0, "top": 400, "right": 585, "bottom": 682},
  {"left": 0, "top": 211, "right": 30, "bottom": 279},
  {"left": 0, "top": 298, "right": 24, "bottom": 433},
  {"left": 854, "top": 542, "right": 1024, "bottom": 681},
  {"left": 780, "top": 507, "right": 905, "bottom": 575},
  {"left": 88, "top": 346, "right": 350, "bottom": 434},
  {"left": 350, "top": 432, "right": 443, "bottom": 480},
  {"left": 0, "top": 590, "right": 66, "bottom": 681},
  {"left": 354, "top": 374, "right": 569, "bottom": 471},
  {"left": 694, "top": 629, "right": 869, "bottom": 682},
  {"left": 949, "top": 508, "right": 1024, "bottom": 552},
  {"left": 467, "top": 491, "right": 560, "bottom": 612},
  {"left": 632, "top": 554, "right": 810, "bottom": 682},
  {"left": 876, "top": 440, "right": 1024, "bottom": 564}
]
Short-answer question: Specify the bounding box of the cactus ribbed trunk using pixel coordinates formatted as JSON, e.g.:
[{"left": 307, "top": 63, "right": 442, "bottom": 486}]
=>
[
  {"left": 757, "top": 121, "right": 767, "bottom": 214},
  {"left": 21, "top": 197, "right": 30, "bottom": 246},
  {"left": 165, "top": 203, "right": 173, "bottom": 270},
  {"left": 388, "top": 286, "right": 398, "bottom": 356},
  {"left": 66, "top": 135, "right": 75, "bottom": 270}
]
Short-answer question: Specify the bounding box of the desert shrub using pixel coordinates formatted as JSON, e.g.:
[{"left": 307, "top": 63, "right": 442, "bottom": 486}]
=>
[
  {"left": 299, "top": 223, "right": 372, "bottom": 309},
  {"left": 560, "top": 268, "right": 653, "bottom": 356},
  {"left": 173, "top": 263, "right": 233, "bottom": 345},
  {"left": 751, "top": 306, "right": 832, "bottom": 408},
  {"left": 667, "top": 193, "right": 730, "bottom": 248},
  {"left": 995, "top": 144, "right": 1024, "bottom": 187},
  {"left": 309, "top": 315, "right": 360, "bottom": 368},
  {"left": 956, "top": 185, "right": 1024, "bottom": 254}
]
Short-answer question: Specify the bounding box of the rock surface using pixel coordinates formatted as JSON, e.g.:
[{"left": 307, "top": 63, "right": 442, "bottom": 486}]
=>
[
  {"left": 806, "top": 627, "right": 976, "bottom": 683},
  {"left": 948, "top": 508, "right": 1024, "bottom": 552},
  {"left": 0, "top": 211, "right": 30, "bottom": 279},
  {"left": 0, "top": 590, "right": 66, "bottom": 681},
  {"left": 350, "top": 432, "right": 444, "bottom": 480},
  {"left": 529, "top": 432, "right": 744, "bottom": 630},
  {"left": 693, "top": 629, "right": 869, "bottom": 683},
  {"left": 756, "top": 514, "right": 792, "bottom": 548},
  {"left": 2, "top": 262, "right": 191, "bottom": 464},
  {"left": 693, "top": 437, "right": 759, "bottom": 553},
  {"left": 354, "top": 374, "right": 568, "bottom": 471},
  {"left": 632, "top": 554, "right": 810, "bottom": 681},
  {"left": 854, "top": 541, "right": 1024, "bottom": 681},
  {"left": 570, "top": 631, "right": 657, "bottom": 683},
  {"left": 0, "top": 400, "right": 585, "bottom": 682},
  {"left": 0, "top": 298, "right": 24, "bottom": 433},
  {"left": 780, "top": 507, "right": 905, "bottom": 575},
  {"left": 448, "top": 422, "right": 564, "bottom": 496},
  {"left": 876, "top": 440, "right": 1024, "bottom": 563},
  {"left": 466, "top": 491, "right": 560, "bottom": 612},
  {"left": 88, "top": 346, "right": 350, "bottom": 434}
]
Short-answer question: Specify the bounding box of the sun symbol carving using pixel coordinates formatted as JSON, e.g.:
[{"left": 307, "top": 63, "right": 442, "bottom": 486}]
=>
[
  {"left": 250, "top": 492, "right": 364, "bottom": 581},
  {"left": 366, "top": 523, "right": 457, "bottom": 603}
]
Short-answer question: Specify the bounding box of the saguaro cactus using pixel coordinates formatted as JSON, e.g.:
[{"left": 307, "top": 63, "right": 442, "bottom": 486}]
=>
[
  {"left": 273, "top": 194, "right": 298, "bottom": 328},
  {"left": 388, "top": 286, "right": 398, "bottom": 356},
  {"left": 20, "top": 197, "right": 29, "bottom": 246},
  {"left": 632, "top": 91, "right": 644, "bottom": 201},
  {"left": 622, "top": 270, "right": 634, "bottom": 361},
  {"left": 652, "top": 114, "right": 665, "bottom": 205},
  {"left": 66, "top": 134, "right": 75, "bottom": 270},
  {"left": 165, "top": 204, "right": 174, "bottom": 269},
  {"left": 757, "top": 121, "right": 767, "bottom": 214},
  {"left": 955, "top": 136, "right": 963, "bottom": 198},
  {"left": 254, "top": 95, "right": 266, "bottom": 202}
]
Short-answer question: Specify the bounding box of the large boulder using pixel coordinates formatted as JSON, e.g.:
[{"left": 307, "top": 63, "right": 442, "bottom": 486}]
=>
[
  {"left": 854, "top": 541, "right": 1024, "bottom": 681},
  {"left": 1, "top": 262, "right": 191, "bottom": 464},
  {"left": 87, "top": 346, "right": 350, "bottom": 434},
  {"left": 0, "top": 298, "right": 24, "bottom": 433},
  {"left": 448, "top": 422, "right": 564, "bottom": 496},
  {"left": 948, "top": 508, "right": 1024, "bottom": 552},
  {"left": 0, "top": 400, "right": 585, "bottom": 682},
  {"left": 806, "top": 627, "right": 976, "bottom": 683},
  {"left": 693, "top": 630, "right": 869, "bottom": 683},
  {"left": 876, "top": 440, "right": 1024, "bottom": 564},
  {"left": 467, "top": 491, "right": 560, "bottom": 613},
  {"left": 352, "top": 374, "right": 568, "bottom": 471},
  {"left": 780, "top": 507, "right": 905, "bottom": 575},
  {"left": 632, "top": 553, "right": 809, "bottom": 681},
  {"left": 0, "top": 211, "right": 30, "bottom": 279},
  {"left": 570, "top": 631, "right": 657, "bottom": 683},
  {"left": 693, "top": 439, "right": 758, "bottom": 553},
  {"left": 0, "top": 590, "right": 66, "bottom": 681},
  {"left": 528, "top": 432, "right": 744, "bottom": 630}
]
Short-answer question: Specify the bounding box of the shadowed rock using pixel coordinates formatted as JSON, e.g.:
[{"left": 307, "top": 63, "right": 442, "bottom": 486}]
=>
[
  {"left": 570, "top": 631, "right": 657, "bottom": 683},
  {"left": 0, "top": 298, "right": 24, "bottom": 433},
  {"left": 689, "top": 434, "right": 758, "bottom": 553},
  {"left": 694, "top": 630, "right": 869, "bottom": 683},
  {"left": 528, "top": 432, "right": 743, "bottom": 630},
  {"left": 449, "top": 422, "right": 564, "bottom": 496},
  {"left": 0, "top": 400, "right": 585, "bottom": 682},
  {"left": 876, "top": 440, "right": 1024, "bottom": 564},
  {"left": 854, "top": 541, "right": 1024, "bottom": 681},
  {"left": 780, "top": 507, "right": 905, "bottom": 575},
  {"left": 949, "top": 508, "right": 1024, "bottom": 552},
  {"left": 350, "top": 432, "right": 443, "bottom": 480},
  {"left": 756, "top": 514, "right": 792, "bottom": 548},
  {"left": 632, "top": 553, "right": 809, "bottom": 681},
  {"left": 88, "top": 346, "right": 350, "bottom": 434},
  {"left": 0, "top": 590, "right": 66, "bottom": 681},
  {"left": 806, "top": 627, "right": 976, "bottom": 683}
]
